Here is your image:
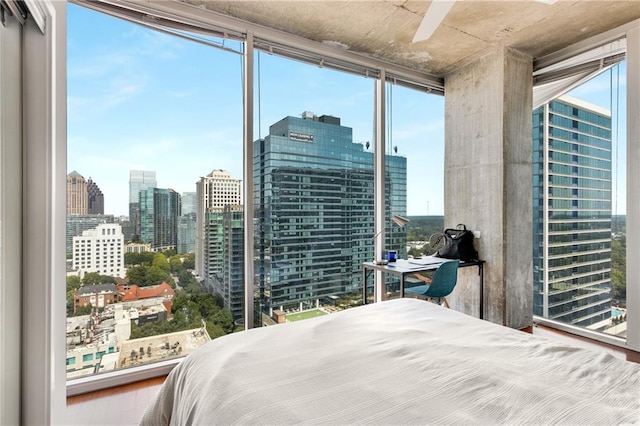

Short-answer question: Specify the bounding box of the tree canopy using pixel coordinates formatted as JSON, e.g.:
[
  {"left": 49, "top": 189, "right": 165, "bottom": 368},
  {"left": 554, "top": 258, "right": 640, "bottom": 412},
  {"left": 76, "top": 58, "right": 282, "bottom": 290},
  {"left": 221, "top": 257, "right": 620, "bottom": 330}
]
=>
[
  {"left": 129, "top": 282, "right": 234, "bottom": 340},
  {"left": 126, "top": 264, "right": 174, "bottom": 287},
  {"left": 82, "top": 272, "right": 116, "bottom": 286}
]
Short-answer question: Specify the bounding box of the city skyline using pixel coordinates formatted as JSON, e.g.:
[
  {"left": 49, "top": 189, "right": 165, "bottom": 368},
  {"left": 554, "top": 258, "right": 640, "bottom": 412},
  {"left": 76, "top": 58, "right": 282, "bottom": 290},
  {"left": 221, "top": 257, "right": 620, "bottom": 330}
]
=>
[{"left": 67, "top": 3, "right": 628, "bottom": 218}]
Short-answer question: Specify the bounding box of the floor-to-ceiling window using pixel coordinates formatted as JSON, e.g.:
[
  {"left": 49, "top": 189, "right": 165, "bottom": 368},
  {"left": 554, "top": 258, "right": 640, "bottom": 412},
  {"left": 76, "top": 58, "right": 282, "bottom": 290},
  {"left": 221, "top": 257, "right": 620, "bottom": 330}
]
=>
[
  {"left": 533, "top": 61, "right": 630, "bottom": 344},
  {"left": 379, "top": 82, "right": 445, "bottom": 299},
  {"left": 65, "top": 1, "right": 445, "bottom": 385},
  {"left": 252, "top": 52, "right": 375, "bottom": 325},
  {"left": 66, "top": 3, "right": 244, "bottom": 381}
]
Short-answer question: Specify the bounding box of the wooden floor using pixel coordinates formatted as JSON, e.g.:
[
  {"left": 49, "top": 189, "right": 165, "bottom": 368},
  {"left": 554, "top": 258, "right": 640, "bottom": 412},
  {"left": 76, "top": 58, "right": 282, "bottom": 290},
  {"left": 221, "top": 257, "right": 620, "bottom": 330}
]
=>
[
  {"left": 66, "top": 376, "right": 165, "bottom": 425},
  {"left": 532, "top": 324, "right": 640, "bottom": 363},
  {"left": 65, "top": 325, "right": 640, "bottom": 425}
]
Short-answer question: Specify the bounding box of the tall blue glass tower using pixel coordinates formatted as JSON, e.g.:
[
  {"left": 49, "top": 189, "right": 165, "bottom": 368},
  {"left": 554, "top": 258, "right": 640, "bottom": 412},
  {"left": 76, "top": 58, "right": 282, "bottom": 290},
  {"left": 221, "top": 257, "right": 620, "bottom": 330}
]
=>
[
  {"left": 139, "top": 188, "right": 180, "bottom": 250},
  {"left": 533, "top": 96, "right": 612, "bottom": 328},
  {"left": 254, "top": 112, "right": 407, "bottom": 321}
]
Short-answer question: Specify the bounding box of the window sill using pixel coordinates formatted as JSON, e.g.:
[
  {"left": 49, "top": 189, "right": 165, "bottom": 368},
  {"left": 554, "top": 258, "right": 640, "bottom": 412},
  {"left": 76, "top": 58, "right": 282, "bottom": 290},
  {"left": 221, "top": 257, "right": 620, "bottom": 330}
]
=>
[{"left": 66, "top": 357, "right": 182, "bottom": 397}]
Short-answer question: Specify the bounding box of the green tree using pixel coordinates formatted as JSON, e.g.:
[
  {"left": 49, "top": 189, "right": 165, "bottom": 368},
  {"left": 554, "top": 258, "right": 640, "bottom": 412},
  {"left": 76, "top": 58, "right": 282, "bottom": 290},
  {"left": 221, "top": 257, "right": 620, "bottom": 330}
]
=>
[
  {"left": 182, "top": 253, "right": 195, "bottom": 270},
  {"left": 611, "top": 236, "right": 626, "bottom": 301},
  {"left": 405, "top": 216, "right": 445, "bottom": 242},
  {"left": 169, "top": 256, "right": 184, "bottom": 274},
  {"left": 66, "top": 275, "right": 82, "bottom": 292},
  {"left": 205, "top": 322, "right": 225, "bottom": 339},
  {"left": 145, "top": 265, "right": 173, "bottom": 287},
  {"left": 125, "top": 251, "right": 156, "bottom": 266},
  {"left": 126, "top": 266, "right": 147, "bottom": 285},
  {"left": 82, "top": 272, "right": 115, "bottom": 286},
  {"left": 178, "top": 269, "right": 194, "bottom": 287},
  {"left": 193, "top": 293, "right": 219, "bottom": 318},
  {"left": 130, "top": 319, "right": 177, "bottom": 339},
  {"left": 212, "top": 309, "right": 234, "bottom": 333},
  {"left": 73, "top": 305, "right": 92, "bottom": 316},
  {"left": 172, "top": 291, "right": 190, "bottom": 312},
  {"left": 152, "top": 253, "right": 170, "bottom": 272},
  {"left": 163, "top": 248, "right": 177, "bottom": 258},
  {"left": 124, "top": 252, "right": 142, "bottom": 266},
  {"left": 184, "top": 280, "right": 206, "bottom": 294},
  {"left": 66, "top": 289, "right": 76, "bottom": 316}
]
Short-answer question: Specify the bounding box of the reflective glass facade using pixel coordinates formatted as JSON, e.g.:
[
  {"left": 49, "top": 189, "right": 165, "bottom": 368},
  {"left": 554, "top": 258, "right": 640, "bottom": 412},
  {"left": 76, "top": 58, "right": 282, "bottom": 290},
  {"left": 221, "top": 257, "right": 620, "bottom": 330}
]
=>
[
  {"left": 254, "top": 113, "right": 407, "bottom": 321},
  {"left": 533, "top": 97, "right": 612, "bottom": 328},
  {"left": 177, "top": 212, "right": 196, "bottom": 254},
  {"left": 129, "top": 170, "right": 157, "bottom": 241},
  {"left": 201, "top": 205, "right": 244, "bottom": 321},
  {"left": 139, "top": 188, "right": 180, "bottom": 250},
  {"left": 222, "top": 205, "right": 244, "bottom": 322}
]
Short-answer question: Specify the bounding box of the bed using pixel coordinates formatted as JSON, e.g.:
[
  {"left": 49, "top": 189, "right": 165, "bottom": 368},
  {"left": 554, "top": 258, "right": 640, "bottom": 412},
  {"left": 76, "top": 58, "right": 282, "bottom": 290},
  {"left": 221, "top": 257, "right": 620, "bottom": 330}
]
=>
[{"left": 141, "top": 298, "right": 640, "bottom": 425}]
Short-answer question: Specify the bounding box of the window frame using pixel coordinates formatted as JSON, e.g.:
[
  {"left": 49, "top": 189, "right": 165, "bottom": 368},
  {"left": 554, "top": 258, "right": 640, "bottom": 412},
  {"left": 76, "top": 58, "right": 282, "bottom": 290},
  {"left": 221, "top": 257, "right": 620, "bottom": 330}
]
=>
[{"left": 12, "top": 2, "right": 639, "bottom": 423}]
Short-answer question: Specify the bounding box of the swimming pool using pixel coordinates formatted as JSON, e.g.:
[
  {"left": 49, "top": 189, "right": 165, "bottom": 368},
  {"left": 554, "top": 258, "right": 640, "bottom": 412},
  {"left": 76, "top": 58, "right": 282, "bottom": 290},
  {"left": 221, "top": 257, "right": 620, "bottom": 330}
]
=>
[{"left": 612, "top": 308, "right": 625, "bottom": 318}]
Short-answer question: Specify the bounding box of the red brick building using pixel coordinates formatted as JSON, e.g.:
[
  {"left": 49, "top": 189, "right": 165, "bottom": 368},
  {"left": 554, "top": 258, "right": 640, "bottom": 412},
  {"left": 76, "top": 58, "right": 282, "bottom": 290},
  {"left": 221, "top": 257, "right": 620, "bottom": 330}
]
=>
[
  {"left": 119, "top": 282, "right": 174, "bottom": 314},
  {"left": 73, "top": 283, "right": 118, "bottom": 314}
]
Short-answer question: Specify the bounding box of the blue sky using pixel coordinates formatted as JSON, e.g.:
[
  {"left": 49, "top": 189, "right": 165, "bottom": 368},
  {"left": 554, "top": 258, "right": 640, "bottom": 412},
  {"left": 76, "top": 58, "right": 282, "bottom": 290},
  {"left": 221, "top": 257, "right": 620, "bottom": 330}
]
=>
[{"left": 67, "top": 3, "right": 626, "bottom": 217}]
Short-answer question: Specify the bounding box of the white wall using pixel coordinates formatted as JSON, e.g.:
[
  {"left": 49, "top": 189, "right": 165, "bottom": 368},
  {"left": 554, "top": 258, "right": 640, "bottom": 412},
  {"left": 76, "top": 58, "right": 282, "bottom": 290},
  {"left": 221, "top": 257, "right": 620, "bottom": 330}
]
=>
[
  {"left": 21, "top": 1, "right": 67, "bottom": 423},
  {"left": 0, "top": 13, "right": 23, "bottom": 426}
]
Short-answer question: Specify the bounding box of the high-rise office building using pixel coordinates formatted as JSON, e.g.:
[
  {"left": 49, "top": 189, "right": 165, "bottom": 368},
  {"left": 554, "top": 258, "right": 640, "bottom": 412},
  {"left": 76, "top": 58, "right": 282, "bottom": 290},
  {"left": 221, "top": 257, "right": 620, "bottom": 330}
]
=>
[
  {"left": 177, "top": 192, "right": 197, "bottom": 255},
  {"left": 195, "top": 170, "right": 242, "bottom": 278},
  {"left": 201, "top": 205, "right": 244, "bottom": 320},
  {"left": 72, "top": 223, "right": 125, "bottom": 278},
  {"left": 66, "top": 215, "right": 115, "bottom": 255},
  {"left": 129, "top": 170, "right": 157, "bottom": 241},
  {"left": 87, "top": 178, "right": 104, "bottom": 215},
  {"left": 67, "top": 171, "right": 88, "bottom": 215},
  {"left": 254, "top": 112, "right": 406, "bottom": 321},
  {"left": 177, "top": 213, "right": 196, "bottom": 254},
  {"left": 139, "top": 188, "right": 180, "bottom": 250},
  {"left": 533, "top": 95, "right": 612, "bottom": 328},
  {"left": 181, "top": 192, "right": 197, "bottom": 215},
  {"left": 220, "top": 205, "right": 244, "bottom": 321}
]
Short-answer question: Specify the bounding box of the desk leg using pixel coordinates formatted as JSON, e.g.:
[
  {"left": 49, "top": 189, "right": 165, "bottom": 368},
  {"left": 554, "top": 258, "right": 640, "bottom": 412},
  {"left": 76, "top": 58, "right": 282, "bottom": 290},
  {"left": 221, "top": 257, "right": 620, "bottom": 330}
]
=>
[
  {"left": 363, "top": 268, "right": 374, "bottom": 304},
  {"left": 362, "top": 268, "right": 367, "bottom": 304},
  {"left": 400, "top": 274, "right": 405, "bottom": 298},
  {"left": 479, "top": 263, "right": 484, "bottom": 320}
]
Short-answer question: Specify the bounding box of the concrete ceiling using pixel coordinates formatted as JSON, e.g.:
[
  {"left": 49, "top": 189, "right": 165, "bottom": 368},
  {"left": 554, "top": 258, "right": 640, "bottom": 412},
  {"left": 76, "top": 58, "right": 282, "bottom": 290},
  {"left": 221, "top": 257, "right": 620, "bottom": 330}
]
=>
[{"left": 179, "top": 0, "right": 640, "bottom": 77}]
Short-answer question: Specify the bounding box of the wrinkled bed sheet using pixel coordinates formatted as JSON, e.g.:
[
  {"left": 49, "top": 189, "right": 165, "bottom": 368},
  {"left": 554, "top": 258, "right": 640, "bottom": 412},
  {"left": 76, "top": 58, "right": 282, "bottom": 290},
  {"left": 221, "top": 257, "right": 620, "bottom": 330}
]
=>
[{"left": 141, "top": 298, "right": 640, "bottom": 425}]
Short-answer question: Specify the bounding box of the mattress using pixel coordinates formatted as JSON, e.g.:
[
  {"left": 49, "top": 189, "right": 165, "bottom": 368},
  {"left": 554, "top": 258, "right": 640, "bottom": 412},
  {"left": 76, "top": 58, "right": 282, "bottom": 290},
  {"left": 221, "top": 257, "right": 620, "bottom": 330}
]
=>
[{"left": 141, "top": 298, "right": 640, "bottom": 425}]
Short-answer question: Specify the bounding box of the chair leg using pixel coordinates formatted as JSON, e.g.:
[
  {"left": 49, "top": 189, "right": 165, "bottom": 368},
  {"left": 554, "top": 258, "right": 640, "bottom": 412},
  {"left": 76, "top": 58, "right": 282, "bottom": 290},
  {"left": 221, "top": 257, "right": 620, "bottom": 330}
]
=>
[{"left": 443, "top": 297, "right": 450, "bottom": 309}]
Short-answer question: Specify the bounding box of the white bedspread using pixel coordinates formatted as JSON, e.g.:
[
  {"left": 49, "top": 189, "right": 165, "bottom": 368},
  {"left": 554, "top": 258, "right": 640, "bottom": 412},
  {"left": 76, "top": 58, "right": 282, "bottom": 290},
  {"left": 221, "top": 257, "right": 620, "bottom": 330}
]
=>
[{"left": 141, "top": 298, "right": 640, "bottom": 425}]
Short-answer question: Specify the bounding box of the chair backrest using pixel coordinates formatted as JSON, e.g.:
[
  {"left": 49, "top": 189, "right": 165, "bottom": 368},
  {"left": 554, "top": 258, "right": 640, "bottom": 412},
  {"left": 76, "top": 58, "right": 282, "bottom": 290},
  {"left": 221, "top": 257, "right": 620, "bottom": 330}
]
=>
[{"left": 425, "top": 260, "right": 459, "bottom": 298}]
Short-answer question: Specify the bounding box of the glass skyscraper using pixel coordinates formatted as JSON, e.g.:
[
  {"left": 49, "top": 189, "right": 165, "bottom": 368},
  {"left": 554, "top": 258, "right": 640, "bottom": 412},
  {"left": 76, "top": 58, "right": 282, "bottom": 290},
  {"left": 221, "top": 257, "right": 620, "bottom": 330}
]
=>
[
  {"left": 177, "top": 191, "right": 197, "bottom": 254},
  {"left": 87, "top": 178, "right": 104, "bottom": 215},
  {"left": 195, "top": 170, "right": 242, "bottom": 278},
  {"left": 533, "top": 96, "right": 612, "bottom": 328},
  {"left": 254, "top": 112, "right": 407, "bottom": 321},
  {"left": 221, "top": 205, "right": 244, "bottom": 322},
  {"left": 129, "top": 170, "right": 157, "bottom": 241},
  {"left": 177, "top": 213, "right": 196, "bottom": 254},
  {"left": 139, "top": 187, "right": 181, "bottom": 250}
]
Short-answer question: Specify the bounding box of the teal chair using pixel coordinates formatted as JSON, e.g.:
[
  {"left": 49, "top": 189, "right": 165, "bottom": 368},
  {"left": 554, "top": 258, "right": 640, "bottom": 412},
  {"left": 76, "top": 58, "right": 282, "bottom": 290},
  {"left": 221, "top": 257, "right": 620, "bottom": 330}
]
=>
[{"left": 405, "top": 260, "right": 459, "bottom": 308}]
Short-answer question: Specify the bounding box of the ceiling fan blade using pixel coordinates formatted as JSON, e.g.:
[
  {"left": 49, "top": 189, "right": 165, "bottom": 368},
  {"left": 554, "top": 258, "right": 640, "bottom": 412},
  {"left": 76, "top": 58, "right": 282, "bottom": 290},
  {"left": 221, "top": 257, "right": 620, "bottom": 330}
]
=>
[
  {"left": 412, "top": 0, "right": 456, "bottom": 43},
  {"left": 412, "top": 0, "right": 557, "bottom": 43}
]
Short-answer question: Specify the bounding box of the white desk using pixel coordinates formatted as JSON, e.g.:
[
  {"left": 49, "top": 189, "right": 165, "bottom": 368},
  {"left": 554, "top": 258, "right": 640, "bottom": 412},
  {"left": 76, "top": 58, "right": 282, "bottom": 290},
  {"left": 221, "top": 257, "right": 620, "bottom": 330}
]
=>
[{"left": 362, "top": 257, "right": 485, "bottom": 319}]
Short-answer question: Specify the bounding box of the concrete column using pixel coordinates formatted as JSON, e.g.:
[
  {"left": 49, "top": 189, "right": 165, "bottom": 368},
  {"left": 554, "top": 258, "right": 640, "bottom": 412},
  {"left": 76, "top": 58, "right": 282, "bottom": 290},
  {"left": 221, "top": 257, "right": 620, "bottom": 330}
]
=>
[{"left": 444, "top": 46, "right": 533, "bottom": 329}]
